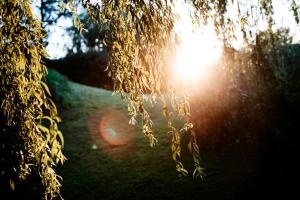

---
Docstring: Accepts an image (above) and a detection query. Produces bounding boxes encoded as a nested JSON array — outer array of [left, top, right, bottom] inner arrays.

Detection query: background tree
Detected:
[[38, 0, 72, 47], [40, 0, 70, 27], [66, 11, 107, 54]]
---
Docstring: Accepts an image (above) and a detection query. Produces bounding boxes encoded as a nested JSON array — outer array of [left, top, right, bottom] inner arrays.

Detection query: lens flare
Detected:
[[99, 109, 135, 146], [87, 108, 136, 159]]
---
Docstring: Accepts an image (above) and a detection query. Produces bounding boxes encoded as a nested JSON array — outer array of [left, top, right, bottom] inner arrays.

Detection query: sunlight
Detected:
[[174, 27, 222, 82], [173, 3, 222, 84]]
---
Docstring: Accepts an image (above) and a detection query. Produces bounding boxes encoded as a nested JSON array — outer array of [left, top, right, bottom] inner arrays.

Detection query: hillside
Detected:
[[50, 78, 269, 200]]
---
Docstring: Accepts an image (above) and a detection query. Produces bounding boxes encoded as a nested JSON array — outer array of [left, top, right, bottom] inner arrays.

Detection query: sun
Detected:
[[173, 3, 222, 84], [174, 29, 221, 81]]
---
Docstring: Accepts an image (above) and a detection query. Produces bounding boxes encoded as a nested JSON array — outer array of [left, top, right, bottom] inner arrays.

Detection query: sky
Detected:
[[31, 0, 300, 60], [31, 0, 74, 59]]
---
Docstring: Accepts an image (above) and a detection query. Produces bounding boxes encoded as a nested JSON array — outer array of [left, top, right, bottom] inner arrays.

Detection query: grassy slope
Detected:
[[57, 81, 256, 200]]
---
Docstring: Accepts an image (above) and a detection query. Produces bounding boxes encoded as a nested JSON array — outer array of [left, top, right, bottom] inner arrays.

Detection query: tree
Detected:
[[40, 0, 71, 28], [80, 0, 300, 177], [0, 0, 65, 199], [67, 12, 107, 54], [38, 0, 72, 47], [1, 0, 299, 199]]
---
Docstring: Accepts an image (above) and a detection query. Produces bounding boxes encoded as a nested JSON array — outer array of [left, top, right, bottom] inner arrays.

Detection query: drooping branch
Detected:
[[0, 0, 65, 199]]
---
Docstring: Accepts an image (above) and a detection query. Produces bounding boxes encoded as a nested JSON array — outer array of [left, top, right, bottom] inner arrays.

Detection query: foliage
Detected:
[[0, 0, 65, 199], [78, 0, 205, 178], [40, 0, 71, 27], [66, 12, 107, 54], [189, 0, 299, 44], [1, 0, 300, 199], [192, 29, 300, 153], [77, 0, 300, 177]]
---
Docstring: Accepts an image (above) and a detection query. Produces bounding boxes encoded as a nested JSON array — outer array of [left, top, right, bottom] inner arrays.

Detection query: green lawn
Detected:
[[56, 81, 255, 200]]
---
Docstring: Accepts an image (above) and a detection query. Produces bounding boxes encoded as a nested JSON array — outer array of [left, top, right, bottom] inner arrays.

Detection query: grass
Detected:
[[5, 70, 288, 200], [55, 80, 257, 200]]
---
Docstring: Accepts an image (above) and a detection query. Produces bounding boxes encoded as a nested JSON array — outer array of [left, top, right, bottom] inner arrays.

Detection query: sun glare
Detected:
[[173, 3, 222, 84]]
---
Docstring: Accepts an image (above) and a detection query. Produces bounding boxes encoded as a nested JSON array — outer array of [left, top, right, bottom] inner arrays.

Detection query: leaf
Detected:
[[240, 17, 248, 25], [188, 140, 192, 152], [73, 16, 78, 28], [41, 81, 51, 97], [42, 116, 54, 125], [9, 179, 15, 191], [38, 124, 49, 134], [162, 105, 169, 118], [193, 167, 206, 179], [57, 130, 64, 148]]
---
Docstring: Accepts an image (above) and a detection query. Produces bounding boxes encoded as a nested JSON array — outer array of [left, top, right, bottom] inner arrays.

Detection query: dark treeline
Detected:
[[45, 50, 112, 90], [189, 37, 300, 199]]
